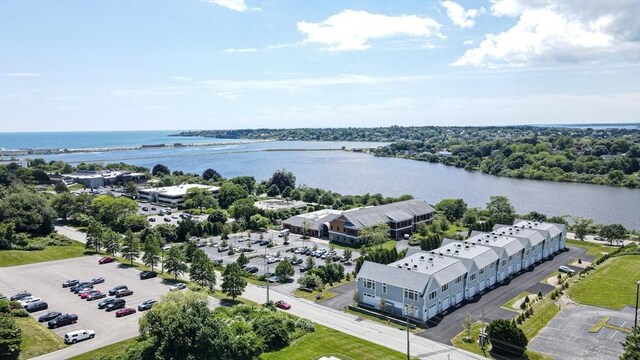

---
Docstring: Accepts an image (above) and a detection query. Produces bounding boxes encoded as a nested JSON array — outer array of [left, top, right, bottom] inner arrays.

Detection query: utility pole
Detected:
[[635, 280, 639, 333], [406, 304, 415, 360], [264, 247, 270, 304], [481, 308, 485, 348]]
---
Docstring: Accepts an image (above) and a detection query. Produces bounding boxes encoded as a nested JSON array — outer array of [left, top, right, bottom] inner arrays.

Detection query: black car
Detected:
[[259, 240, 270, 246], [70, 282, 92, 293], [38, 311, 61, 322], [98, 297, 116, 309], [105, 298, 126, 312], [73, 285, 93, 294], [48, 314, 78, 329], [244, 266, 259, 274], [109, 285, 128, 295], [87, 292, 107, 301], [140, 271, 157, 280], [25, 301, 48, 313], [10, 291, 31, 301], [137, 299, 157, 311], [62, 279, 79, 288], [90, 277, 105, 284], [292, 258, 304, 265]]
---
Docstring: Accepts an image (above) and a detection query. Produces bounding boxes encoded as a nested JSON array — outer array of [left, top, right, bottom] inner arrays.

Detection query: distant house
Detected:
[[328, 199, 435, 245], [436, 150, 452, 157], [138, 184, 219, 206], [283, 209, 342, 238]]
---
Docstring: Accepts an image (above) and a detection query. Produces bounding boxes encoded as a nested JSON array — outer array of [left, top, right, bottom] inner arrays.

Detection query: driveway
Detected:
[[418, 245, 587, 344], [529, 304, 634, 360], [318, 281, 356, 310]]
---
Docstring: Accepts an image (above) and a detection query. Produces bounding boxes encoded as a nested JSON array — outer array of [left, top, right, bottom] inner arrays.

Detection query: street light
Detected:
[[634, 280, 640, 334]]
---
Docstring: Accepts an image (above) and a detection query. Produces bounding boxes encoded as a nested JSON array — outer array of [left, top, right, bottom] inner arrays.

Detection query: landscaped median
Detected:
[[16, 316, 67, 360], [0, 239, 89, 267]]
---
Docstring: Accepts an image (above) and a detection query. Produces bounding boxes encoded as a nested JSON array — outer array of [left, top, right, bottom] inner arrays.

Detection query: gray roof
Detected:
[[342, 199, 435, 229], [467, 231, 524, 257], [390, 251, 467, 287], [283, 209, 342, 229], [493, 224, 545, 247], [513, 219, 565, 240], [437, 240, 499, 271], [358, 261, 432, 293]]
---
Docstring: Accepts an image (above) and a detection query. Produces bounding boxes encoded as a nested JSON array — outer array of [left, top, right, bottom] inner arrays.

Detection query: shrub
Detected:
[[537, 290, 543, 299], [487, 319, 528, 356], [295, 319, 315, 333], [578, 258, 582, 264], [345, 273, 351, 281], [524, 295, 530, 303], [11, 308, 29, 317]]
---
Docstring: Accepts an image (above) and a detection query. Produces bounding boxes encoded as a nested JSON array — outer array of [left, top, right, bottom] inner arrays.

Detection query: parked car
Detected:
[[64, 330, 95, 344], [48, 314, 78, 329], [86, 291, 107, 301], [259, 240, 270, 246], [80, 290, 99, 299], [71, 282, 92, 293], [162, 245, 172, 251], [62, 279, 79, 288], [217, 246, 229, 252], [299, 266, 309, 273], [137, 299, 157, 311], [214, 258, 223, 265], [158, 210, 165, 216], [25, 301, 48, 312], [90, 277, 105, 284], [98, 297, 116, 309], [105, 298, 126, 312], [251, 238, 261, 244], [10, 291, 31, 301], [244, 266, 259, 274], [274, 300, 291, 310], [291, 258, 303, 265], [74, 286, 93, 294], [240, 247, 255, 253], [115, 289, 134, 298], [140, 271, 157, 280], [38, 311, 61, 322], [19, 297, 42, 307], [98, 257, 116, 264], [109, 285, 128, 296], [559, 266, 575, 274], [278, 229, 290, 237], [115, 307, 136, 317], [169, 283, 187, 292], [142, 206, 149, 211], [164, 217, 171, 222], [149, 218, 156, 222]]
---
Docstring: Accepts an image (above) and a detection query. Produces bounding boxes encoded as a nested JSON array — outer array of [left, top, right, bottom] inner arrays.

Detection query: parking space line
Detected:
[[50, 268, 72, 279]]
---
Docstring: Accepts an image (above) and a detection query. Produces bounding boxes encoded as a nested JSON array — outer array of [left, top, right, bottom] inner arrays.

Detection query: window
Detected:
[[428, 290, 437, 300], [455, 276, 462, 284], [441, 283, 449, 292], [479, 268, 484, 275], [469, 273, 476, 281], [382, 283, 387, 294], [508, 255, 513, 261], [501, 260, 506, 266], [404, 289, 418, 301], [364, 279, 375, 290]]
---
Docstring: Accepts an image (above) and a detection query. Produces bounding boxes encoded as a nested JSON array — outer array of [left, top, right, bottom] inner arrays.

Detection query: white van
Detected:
[[64, 330, 95, 344], [278, 229, 290, 237]]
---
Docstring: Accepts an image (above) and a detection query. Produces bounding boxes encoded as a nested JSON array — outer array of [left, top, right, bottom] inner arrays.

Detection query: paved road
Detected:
[[418, 246, 587, 344]]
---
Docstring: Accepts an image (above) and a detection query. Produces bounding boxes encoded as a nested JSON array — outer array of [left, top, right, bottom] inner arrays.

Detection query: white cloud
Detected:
[[4, 72, 40, 77], [224, 48, 259, 53], [296, 10, 442, 51], [463, 39, 474, 46], [171, 76, 192, 81], [441, 1, 484, 28], [217, 92, 240, 100], [203, 0, 259, 12], [454, 0, 640, 67]]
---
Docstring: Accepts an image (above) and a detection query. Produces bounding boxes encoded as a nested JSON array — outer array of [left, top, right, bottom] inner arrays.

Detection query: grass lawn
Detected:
[[261, 323, 405, 360], [570, 255, 640, 309], [67, 183, 85, 191], [501, 291, 532, 311], [566, 239, 617, 257], [293, 279, 352, 302], [343, 307, 425, 333], [519, 297, 560, 340], [68, 338, 137, 360], [0, 241, 90, 267], [16, 316, 67, 359], [451, 322, 551, 360]]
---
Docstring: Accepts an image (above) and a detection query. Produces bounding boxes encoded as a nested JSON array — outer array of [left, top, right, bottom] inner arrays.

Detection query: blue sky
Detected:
[[1, 0, 639, 132]]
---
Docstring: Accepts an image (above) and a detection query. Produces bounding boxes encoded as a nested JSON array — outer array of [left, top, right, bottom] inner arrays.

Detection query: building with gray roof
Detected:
[[513, 219, 567, 257], [436, 240, 499, 298], [465, 232, 525, 282], [282, 209, 342, 238]]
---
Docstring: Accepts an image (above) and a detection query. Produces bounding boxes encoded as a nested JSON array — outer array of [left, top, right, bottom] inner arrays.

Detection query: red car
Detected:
[[99, 257, 115, 264], [274, 300, 291, 310], [80, 290, 100, 299], [115, 307, 136, 317]]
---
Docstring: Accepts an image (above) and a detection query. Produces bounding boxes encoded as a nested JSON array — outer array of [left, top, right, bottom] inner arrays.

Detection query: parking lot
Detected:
[[0, 255, 175, 356]]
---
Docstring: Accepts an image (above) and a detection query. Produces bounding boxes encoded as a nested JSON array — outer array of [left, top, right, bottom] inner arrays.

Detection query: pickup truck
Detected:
[[48, 314, 78, 329]]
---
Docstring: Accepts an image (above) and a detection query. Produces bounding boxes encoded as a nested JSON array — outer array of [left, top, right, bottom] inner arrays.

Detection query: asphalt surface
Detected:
[[0, 255, 200, 360], [319, 281, 357, 310], [417, 245, 588, 343], [530, 304, 635, 360]]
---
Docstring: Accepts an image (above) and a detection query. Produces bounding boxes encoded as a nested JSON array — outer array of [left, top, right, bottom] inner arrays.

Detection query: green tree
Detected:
[[298, 273, 324, 291], [236, 252, 249, 268], [267, 169, 296, 193], [102, 228, 121, 256], [230, 176, 256, 193], [486, 319, 528, 356], [343, 249, 352, 262], [142, 234, 161, 271], [184, 187, 218, 211], [435, 199, 467, 221], [222, 262, 247, 301], [305, 256, 315, 270], [121, 230, 141, 265], [620, 332, 640, 360], [151, 164, 170, 176], [189, 249, 216, 291], [218, 182, 249, 209], [52, 192, 76, 221], [274, 260, 294, 282], [266, 184, 280, 197], [487, 196, 516, 225], [249, 214, 270, 230], [572, 218, 593, 241], [599, 224, 627, 245], [208, 210, 227, 224], [165, 246, 188, 280], [0, 314, 21, 360], [229, 198, 258, 223], [183, 240, 199, 262], [202, 168, 222, 181], [85, 220, 104, 253], [124, 181, 138, 196], [0, 187, 56, 236]]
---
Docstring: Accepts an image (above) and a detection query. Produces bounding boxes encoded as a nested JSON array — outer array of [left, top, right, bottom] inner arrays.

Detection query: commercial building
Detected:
[[255, 199, 307, 211], [63, 170, 146, 188], [283, 209, 342, 238], [356, 220, 566, 323], [138, 184, 219, 206], [328, 199, 435, 244]]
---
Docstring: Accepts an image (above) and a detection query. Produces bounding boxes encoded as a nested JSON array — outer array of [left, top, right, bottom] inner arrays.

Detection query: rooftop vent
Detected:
[[404, 263, 409, 267], [486, 234, 490, 238], [428, 258, 433, 262], [485, 240, 490, 243], [439, 252, 444, 257], [446, 248, 451, 252], [454, 250, 459, 255], [413, 264, 418, 269], [465, 245, 470, 249], [397, 264, 402, 268]]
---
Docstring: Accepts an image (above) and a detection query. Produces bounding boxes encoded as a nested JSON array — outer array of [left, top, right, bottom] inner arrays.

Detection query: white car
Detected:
[[558, 266, 575, 274], [162, 245, 172, 251], [169, 283, 187, 292], [19, 297, 42, 306], [64, 329, 95, 344]]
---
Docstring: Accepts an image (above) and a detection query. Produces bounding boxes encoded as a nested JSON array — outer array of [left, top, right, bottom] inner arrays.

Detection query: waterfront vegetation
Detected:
[[570, 255, 640, 309], [176, 126, 640, 188]]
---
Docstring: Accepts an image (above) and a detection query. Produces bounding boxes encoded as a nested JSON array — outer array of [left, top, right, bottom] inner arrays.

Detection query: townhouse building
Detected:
[[329, 199, 435, 245], [513, 219, 566, 257], [493, 224, 547, 268], [437, 240, 500, 298], [467, 231, 525, 281]]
